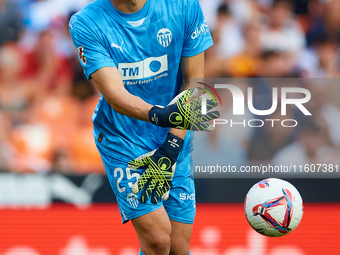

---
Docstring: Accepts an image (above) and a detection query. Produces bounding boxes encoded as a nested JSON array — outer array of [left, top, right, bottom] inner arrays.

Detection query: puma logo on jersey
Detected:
[[69, 21, 74, 30], [111, 42, 124, 53]]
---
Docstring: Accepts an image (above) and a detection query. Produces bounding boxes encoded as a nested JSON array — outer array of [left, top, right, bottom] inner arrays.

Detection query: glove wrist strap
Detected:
[[149, 105, 177, 128], [149, 106, 163, 126], [159, 133, 184, 161]]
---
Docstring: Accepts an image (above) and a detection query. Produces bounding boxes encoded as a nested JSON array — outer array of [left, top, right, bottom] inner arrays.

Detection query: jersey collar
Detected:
[[104, 0, 155, 28]]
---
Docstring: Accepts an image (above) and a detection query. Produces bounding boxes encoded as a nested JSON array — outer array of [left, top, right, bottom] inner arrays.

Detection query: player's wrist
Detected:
[[148, 104, 182, 129], [129, 132, 183, 204], [157, 133, 184, 162], [148, 105, 168, 127], [169, 128, 187, 140], [148, 88, 220, 131]]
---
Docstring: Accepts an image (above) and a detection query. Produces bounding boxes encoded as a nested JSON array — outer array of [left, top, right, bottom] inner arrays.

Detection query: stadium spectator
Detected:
[[226, 22, 262, 77], [214, 3, 245, 60], [0, 113, 15, 172], [205, 2, 246, 77], [24, 0, 90, 31], [303, 82, 340, 147], [323, 0, 340, 43], [271, 117, 333, 166], [259, 0, 305, 53], [68, 95, 105, 173], [304, 0, 326, 47], [200, 0, 223, 32], [22, 30, 73, 98], [298, 36, 340, 78], [0, 0, 23, 46], [258, 50, 296, 77], [248, 105, 294, 162], [0, 44, 30, 125]]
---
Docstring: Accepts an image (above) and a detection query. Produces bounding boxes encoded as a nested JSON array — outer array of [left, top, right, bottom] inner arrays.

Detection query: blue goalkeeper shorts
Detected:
[[96, 143, 196, 224]]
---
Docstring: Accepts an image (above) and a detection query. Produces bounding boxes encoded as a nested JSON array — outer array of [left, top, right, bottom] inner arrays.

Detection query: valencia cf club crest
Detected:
[[77, 46, 86, 65], [157, 28, 172, 47], [127, 193, 139, 208]]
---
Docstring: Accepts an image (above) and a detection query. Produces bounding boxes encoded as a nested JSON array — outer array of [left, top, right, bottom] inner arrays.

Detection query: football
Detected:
[[244, 178, 303, 237]]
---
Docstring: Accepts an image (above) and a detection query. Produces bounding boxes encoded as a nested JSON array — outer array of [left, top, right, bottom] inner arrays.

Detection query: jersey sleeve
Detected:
[[69, 15, 116, 79], [182, 0, 214, 57]]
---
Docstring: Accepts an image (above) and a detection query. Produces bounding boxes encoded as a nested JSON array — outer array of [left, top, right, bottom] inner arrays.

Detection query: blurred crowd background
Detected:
[[0, 0, 340, 174]]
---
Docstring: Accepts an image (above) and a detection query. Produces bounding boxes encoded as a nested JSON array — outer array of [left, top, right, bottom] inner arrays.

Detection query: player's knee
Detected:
[[146, 233, 171, 254], [169, 240, 190, 255]]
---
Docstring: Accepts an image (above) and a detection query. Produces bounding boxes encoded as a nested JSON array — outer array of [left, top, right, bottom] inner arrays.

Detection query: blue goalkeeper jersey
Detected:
[[69, 0, 213, 162]]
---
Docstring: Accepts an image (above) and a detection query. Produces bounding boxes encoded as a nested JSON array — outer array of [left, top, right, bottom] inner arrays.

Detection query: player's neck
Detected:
[[110, 0, 147, 14]]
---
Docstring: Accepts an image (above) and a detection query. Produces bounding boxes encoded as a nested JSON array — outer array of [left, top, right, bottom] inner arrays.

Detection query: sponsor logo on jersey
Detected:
[[191, 20, 209, 40], [118, 55, 168, 81], [77, 46, 86, 65], [180, 193, 196, 200], [157, 28, 172, 47]]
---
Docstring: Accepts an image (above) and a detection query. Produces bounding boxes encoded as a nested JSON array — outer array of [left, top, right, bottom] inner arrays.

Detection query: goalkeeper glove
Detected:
[[148, 88, 220, 131], [128, 133, 183, 204]]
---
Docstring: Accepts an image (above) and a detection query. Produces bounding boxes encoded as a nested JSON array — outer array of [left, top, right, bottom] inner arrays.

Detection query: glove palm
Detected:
[[128, 133, 182, 204]]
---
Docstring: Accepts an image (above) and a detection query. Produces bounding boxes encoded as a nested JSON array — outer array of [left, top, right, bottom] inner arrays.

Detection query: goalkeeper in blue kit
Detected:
[[69, 0, 219, 254]]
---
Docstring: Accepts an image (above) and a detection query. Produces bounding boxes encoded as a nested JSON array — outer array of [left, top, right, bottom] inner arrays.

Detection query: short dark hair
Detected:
[[217, 3, 230, 16], [272, 0, 294, 10], [299, 118, 321, 135], [261, 50, 281, 60]]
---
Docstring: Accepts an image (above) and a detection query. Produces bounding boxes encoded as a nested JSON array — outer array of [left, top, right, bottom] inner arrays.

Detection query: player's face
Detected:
[[111, 0, 146, 9], [114, 0, 138, 4]]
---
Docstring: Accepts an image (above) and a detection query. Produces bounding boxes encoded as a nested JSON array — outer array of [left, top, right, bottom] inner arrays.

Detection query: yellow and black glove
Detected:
[[128, 133, 183, 204], [148, 88, 220, 131]]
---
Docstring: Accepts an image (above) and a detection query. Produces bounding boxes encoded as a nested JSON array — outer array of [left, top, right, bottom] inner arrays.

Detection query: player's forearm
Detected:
[[104, 88, 152, 121], [170, 53, 205, 139], [91, 67, 152, 121], [169, 128, 187, 140]]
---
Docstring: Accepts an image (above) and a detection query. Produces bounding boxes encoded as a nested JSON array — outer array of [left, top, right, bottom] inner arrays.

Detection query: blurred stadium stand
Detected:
[[1, 0, 340, 174]]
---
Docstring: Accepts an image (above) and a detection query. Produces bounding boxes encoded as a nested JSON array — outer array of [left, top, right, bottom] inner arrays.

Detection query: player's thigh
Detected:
[[132, 206, 171, 253], [164, 152, 195, 254], [169, 220, 193, 255], [164, 152, 196, 224], [97, 144, 163, 223]]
